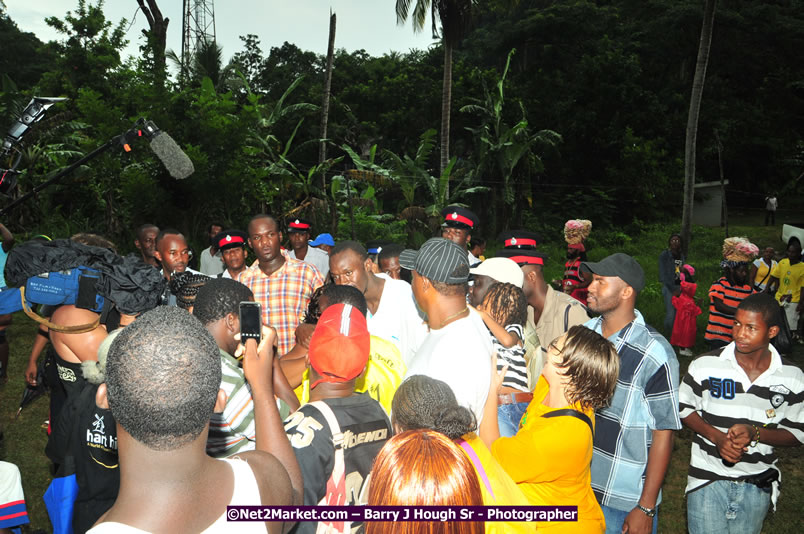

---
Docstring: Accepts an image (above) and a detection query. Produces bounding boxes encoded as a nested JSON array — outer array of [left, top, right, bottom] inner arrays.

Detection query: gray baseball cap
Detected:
[[399, 238, 470, 284], [580, 253, 645, 293]]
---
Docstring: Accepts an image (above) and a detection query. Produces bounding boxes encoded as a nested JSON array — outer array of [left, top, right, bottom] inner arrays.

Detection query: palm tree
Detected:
[[395, 0, 473, 196], [166, 39, 237, 90]]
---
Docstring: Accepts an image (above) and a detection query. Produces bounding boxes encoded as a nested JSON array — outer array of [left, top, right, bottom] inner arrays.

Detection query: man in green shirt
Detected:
[[193, 277, 298, 457]]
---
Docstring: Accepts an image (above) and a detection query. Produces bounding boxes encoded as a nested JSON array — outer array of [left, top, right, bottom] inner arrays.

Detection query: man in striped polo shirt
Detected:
[[680, 293, 804, 534], [705, 238, 758, 350], [193, 278, 297, 457]]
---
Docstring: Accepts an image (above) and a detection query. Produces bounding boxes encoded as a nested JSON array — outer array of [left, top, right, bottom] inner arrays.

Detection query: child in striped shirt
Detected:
[[474, 282, 530, 437]]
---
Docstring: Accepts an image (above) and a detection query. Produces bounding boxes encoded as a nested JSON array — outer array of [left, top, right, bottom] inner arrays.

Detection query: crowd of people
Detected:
[[0, 206, 802, 534]]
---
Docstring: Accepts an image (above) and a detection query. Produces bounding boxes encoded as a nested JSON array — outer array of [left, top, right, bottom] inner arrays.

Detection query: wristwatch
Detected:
[[637, 504, 657, 517]]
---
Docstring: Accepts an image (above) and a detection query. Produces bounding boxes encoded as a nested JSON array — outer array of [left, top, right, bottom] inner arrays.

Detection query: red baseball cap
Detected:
[[308, 303, 370, 389]]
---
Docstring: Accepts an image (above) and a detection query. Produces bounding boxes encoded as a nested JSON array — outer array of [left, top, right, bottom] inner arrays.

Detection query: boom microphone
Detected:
[[149, 132, 195, 179], [137, 120, 195, 180]]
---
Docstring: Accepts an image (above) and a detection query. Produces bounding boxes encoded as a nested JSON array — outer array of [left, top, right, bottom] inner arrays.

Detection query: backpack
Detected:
[[0, 239, 165, 331]]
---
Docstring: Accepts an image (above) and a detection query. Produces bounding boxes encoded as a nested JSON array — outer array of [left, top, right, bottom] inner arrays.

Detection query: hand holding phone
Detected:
[[239, 301, 262, 345], [242, 324, 278, 397]]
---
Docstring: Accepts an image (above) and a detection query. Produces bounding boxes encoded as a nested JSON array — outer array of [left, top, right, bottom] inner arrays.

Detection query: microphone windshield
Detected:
[[149, 132, 194, 179]]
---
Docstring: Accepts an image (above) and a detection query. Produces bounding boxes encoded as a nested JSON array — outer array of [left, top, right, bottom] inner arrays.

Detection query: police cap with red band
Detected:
[[498, 230, 542, 249], [287, 217, 312, 233], [440, 205, 479, 231], [495, 248, 548, 267], [213, 229, 248, 251]]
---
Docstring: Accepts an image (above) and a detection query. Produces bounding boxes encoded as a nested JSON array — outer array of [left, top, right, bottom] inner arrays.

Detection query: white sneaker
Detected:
[[679, 348, 694, 357]]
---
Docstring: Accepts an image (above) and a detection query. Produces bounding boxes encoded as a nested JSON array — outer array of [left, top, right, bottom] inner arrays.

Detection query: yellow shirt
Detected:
[[458, 434, 537, 533], [492, 376, 604, 533], [753, 258, 776, 289], [771, 258, 804, 303], [295, 335, 405, 415]]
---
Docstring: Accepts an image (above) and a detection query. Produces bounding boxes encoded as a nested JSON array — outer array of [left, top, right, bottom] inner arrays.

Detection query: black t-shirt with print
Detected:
[[284, 393, 391, 534]]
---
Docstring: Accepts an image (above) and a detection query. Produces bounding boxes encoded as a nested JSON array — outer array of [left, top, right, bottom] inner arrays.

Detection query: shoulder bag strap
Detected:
[[20, 287, 100, 334], [541, 408, 593, 436], [564, 304, 571, 331], [457, 440, 495, 499], [755, 262, 772, 290], [307, 401, 349, 533]]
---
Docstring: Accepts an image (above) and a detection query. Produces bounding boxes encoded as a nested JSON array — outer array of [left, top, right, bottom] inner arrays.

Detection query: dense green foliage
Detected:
[[0, 0, 802, 253]]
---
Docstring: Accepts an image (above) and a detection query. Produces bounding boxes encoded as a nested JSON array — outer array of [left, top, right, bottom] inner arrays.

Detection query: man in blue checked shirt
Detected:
[[581, 253, 681, 534]]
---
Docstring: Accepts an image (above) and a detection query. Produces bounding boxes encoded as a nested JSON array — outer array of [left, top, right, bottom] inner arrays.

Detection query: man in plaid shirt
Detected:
[[581, 254, 681, 534], [238, 215, 324, 355]]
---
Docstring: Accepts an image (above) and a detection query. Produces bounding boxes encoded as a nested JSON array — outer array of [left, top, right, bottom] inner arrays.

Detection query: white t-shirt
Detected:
[[200, 248, 224, 275], [404, 308, 493, 424], [289, 245, 330, 279], [368, 274, 427, 366]]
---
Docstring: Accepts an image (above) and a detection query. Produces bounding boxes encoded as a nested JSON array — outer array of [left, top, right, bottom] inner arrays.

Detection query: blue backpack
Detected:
[[0, 267, 106, 333]]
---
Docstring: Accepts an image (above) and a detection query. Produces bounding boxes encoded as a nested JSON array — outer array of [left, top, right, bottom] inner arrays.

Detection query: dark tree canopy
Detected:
[[0, 0, 801, 253]]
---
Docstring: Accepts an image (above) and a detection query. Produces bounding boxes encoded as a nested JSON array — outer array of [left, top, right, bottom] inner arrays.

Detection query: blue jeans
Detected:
[[686, 480, 770, 534], [601, 504, 657, 534], [662, 285, 676, 335], [497, 402, 529, 437]]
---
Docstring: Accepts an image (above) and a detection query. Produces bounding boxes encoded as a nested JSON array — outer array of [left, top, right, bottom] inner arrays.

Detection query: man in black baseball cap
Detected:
[[212, 229, 249, 280], [581, 252, 648, 340], [287, 217, 329, 278], [580, 252, 680, 533], [400, 238, 493, 423], [581, 253, 646, 334], [440, 205, 481, 266]]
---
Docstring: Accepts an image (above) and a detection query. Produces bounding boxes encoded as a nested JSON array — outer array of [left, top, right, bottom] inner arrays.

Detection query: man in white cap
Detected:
[[469, 257, 525, 307]]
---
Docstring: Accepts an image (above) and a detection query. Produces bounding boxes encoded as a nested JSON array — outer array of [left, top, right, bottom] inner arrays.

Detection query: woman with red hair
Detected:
[[366, 430, 484, 534], [390, 375, 534, 533]]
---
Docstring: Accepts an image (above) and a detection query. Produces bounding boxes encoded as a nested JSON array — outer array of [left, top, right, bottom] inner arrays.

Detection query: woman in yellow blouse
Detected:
[[481, 325, 620, 533]]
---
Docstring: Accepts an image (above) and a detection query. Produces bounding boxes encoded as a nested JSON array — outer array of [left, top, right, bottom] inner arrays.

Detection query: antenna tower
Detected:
[[181, 0, 217, 70]]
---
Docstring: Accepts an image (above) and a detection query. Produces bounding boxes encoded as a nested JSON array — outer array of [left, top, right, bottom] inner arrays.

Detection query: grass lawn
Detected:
[[1, 214, 803, 532]]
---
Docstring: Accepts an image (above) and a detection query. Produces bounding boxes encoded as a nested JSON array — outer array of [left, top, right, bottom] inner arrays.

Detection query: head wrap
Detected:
[[720, 237, 759, 269], [564, 219, 592, 245]]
